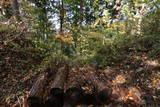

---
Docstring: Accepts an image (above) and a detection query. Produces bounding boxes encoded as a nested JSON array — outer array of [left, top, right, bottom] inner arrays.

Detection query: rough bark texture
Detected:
[[45, 65, 69, 107], [29, 73, 48, 97], [51, 66, 69, 89], [24, 65, 113, 106], [60, 0, 64, 32], [24, 73, 48, 107]]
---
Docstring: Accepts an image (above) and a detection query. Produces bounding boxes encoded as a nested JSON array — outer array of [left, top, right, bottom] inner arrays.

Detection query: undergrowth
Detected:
[[0, 9, 160, 72]]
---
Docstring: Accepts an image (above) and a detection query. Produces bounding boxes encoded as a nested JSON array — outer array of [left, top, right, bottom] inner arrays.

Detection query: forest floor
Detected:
[[67, 52, 160, 106], [0, 52, 160, 106]]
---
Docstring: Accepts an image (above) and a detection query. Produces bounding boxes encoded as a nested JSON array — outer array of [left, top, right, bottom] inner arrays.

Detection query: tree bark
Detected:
[[29, 73, 48, 97], [45, 66, 69, 107], [79, 0, 84, 25], [24, 73, 49, 107], [59, 0, 65, 32], [51, 66, 69, 89], [10, 0, 21, 21], [64, 87, 83, 107], [87, 75, 112, 105]]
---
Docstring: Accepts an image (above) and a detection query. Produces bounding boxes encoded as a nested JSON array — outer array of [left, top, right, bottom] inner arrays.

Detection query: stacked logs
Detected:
[[23, 65, 113, 107]]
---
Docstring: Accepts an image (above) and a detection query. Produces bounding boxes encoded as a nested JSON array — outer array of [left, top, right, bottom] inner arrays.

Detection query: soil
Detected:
[[0, 52, 160, 106]]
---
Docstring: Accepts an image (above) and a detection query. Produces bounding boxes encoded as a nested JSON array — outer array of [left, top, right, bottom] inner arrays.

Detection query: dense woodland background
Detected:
[[0, 0, 160, 106]]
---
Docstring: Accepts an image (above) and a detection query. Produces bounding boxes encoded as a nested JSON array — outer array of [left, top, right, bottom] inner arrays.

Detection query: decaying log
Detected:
[[63, 70, 113, 106], [63, 80, 98, 106], [87, 75, 112, 105], [63, 74, 85, 107], [80, 92, 97, 106], [51, 66, 69, 89], [29, 73, 48, 97], [26, 96, 44, 107], [24, 64, 113, 107], [26, 67, 56, 107], [63, 87, 83, 107], [24, 73, 49, 107], [45, 88, 64, 107], [45, 65, 69, 107]]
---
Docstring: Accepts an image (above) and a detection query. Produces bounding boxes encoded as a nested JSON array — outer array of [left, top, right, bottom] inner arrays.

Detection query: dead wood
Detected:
[[26, 96, 44, 107], [45, 65, 69, 107], [25, 69, 54, 107], [24, 64, 113, 106], [64, 87, 83, 106], [29, 73, 48, 97], [24, 73, 48, 107], [87, 75, 112, 105], [64, 80, 97, 106], [51, 66, 69, 89]]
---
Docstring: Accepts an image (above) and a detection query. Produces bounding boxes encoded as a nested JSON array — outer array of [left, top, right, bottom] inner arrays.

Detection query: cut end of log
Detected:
[[97, 88, 113, 104], [27, 96, 43, 107], [64, 87, 83, 105], [50, 88, 64, 97], [81, 93, 97, 105], [45, 88, 64, 107]]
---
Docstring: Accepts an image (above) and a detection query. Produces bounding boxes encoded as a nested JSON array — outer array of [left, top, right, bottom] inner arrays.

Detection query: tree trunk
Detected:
[[59, 0, 65, 32], [79, 0, 84, 25], [10, 0, 20, 21]]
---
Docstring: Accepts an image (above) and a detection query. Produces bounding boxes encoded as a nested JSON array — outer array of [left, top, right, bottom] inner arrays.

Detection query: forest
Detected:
[[0, 0, 160, 107]]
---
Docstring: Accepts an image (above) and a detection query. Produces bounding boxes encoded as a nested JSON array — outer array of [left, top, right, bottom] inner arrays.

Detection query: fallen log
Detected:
[[45, 65, 69, 107], [63, 79, 98, 107], [87, 75, 113, 105], [63, 87, 83, 107], [51, 66, 69, 89], [45, 88, 64, 107], [80, 92, 97, 106], [24, 67, 58, 107], [24, 65, 113, 107], [23, 72, 49, 107], [26, 96, 44, 107], [29, 73, 48, 97], [64, 86, 98, 107]]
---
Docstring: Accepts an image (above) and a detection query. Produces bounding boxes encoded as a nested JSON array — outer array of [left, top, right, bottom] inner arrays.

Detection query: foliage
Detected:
[[0, 0, 159, 69], [0, 0, 160, 104], [142, 8, 160, 35], [0, 24, 42, 73]]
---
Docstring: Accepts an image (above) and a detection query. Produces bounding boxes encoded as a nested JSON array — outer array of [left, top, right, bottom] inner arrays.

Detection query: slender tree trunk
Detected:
[[80, 0, 84, 25], [10, 0, 20, 21], [60, 0, 64, 32]]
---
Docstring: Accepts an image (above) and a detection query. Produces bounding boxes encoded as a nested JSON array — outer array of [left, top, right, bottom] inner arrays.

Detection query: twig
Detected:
[[16, 95, 22, 107]]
